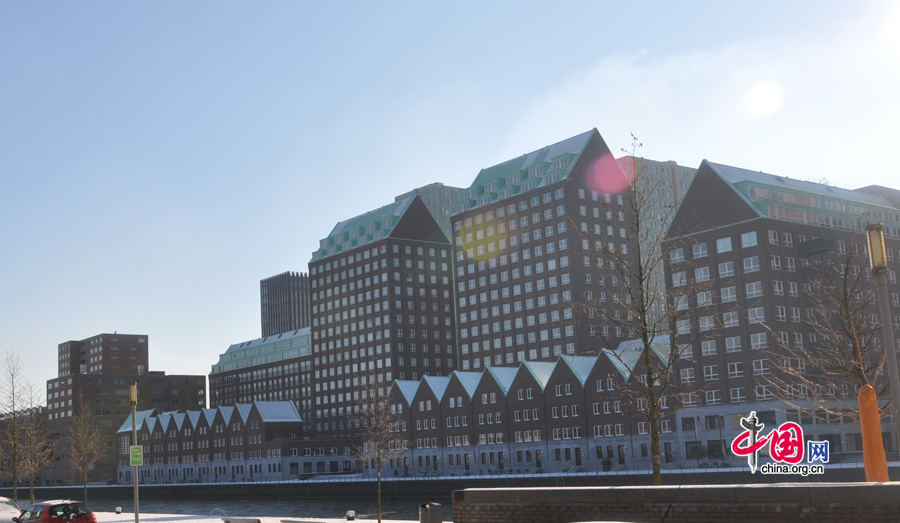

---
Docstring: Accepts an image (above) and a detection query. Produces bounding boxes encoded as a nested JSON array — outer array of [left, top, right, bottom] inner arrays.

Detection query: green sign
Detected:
[[130, 445, 143, 467]]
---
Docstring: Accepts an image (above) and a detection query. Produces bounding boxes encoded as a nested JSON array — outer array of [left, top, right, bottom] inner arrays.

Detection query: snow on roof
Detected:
[[254, 401, 302, 423], [487, 366, 518, 395], [452, 371, 483, 399], [422, 375, 451, 402]]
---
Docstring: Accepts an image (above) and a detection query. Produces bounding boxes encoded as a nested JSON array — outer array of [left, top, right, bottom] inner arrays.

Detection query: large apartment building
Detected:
[[307, 195, 457, 438], [208, 327, 313, 430], [45, 333, 206, 485], [451, 129, 637, 369], [666, 160, 900, 458]]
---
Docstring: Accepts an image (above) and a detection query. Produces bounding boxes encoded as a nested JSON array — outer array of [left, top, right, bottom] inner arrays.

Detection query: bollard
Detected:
[[345, 509, 356, 521], [419, 502, 442, 523], [115, 507, 122, 514]]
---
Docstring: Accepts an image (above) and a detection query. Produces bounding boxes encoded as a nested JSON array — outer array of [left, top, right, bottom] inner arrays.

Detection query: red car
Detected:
[[13, 500, 96, 523]]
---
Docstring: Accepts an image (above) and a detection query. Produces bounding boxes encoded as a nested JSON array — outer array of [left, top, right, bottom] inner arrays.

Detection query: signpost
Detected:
[[130, 446, 143, 467], [130, 382, 140, 523]]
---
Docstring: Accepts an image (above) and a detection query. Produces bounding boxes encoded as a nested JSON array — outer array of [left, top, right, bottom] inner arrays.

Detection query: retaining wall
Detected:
[[451, 482, 900, 523]]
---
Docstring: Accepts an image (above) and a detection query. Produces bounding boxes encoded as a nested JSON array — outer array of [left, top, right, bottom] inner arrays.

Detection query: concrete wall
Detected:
[[452, 483, 900, 523]]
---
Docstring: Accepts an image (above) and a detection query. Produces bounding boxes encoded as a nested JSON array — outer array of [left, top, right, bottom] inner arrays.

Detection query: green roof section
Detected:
[[707, 161, 900, 231], [211, 328, 311, 375], [458, 129, 597, 212], [311, 196, 416, 262]]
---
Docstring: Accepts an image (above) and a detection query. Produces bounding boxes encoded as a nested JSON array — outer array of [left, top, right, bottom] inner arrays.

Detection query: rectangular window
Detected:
[[718, 261, 734, 278], [748, 307, 765, 324], [725, 336, 741, 352], [745, 281, 762, 298], [744, 256, 760, 273], [716, 237, 732, 253], [721, 286, 736, 303], [750, 333, 767, 350], [740, 231, 757, 248], [695, 267, 710, 282], [693, 243, 708, 258]]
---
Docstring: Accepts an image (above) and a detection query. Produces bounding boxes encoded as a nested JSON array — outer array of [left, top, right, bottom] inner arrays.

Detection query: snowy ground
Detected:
[[95, 513, 423, 523]]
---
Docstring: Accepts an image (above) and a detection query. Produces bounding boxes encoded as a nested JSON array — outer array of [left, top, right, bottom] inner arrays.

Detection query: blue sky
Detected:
[[2, 2, 898, 393]]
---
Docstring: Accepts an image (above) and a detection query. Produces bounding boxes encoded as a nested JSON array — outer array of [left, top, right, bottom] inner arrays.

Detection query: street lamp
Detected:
[[866, 223, 900, 456]]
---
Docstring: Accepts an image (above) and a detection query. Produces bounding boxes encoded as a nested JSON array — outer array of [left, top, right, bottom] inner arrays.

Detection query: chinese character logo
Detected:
[[731, 411, 828, 475], [731, 411, 804, 472]]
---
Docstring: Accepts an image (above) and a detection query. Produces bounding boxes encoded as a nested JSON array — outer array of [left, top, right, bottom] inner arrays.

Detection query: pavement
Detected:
[[96, 512, 425, 523]]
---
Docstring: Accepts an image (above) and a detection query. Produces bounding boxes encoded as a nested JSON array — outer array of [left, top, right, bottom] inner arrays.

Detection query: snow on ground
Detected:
[[95, 513, 422, 523]]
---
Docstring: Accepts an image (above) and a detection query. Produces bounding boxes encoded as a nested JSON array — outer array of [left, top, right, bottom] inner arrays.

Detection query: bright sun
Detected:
[[744, 82, 785, 117]]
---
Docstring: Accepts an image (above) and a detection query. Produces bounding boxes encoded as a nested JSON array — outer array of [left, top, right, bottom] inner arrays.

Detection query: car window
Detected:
[[18, 506, 41, 521], [0, 499, 18, 510], [68, 504, 89, 516]]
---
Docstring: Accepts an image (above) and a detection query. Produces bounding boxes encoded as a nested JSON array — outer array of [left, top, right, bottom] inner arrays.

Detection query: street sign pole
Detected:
[[130, 383, 140, 523]]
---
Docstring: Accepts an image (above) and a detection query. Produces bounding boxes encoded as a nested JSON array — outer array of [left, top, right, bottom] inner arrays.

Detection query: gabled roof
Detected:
[[603, 336, 671, 382], [486, 366, 518, 395], [559, 355, 598, 386], [459, 129, 599, 212], [217, 405, 235, 425], [117, 409, 158, 434], [311, 196, 416, 262], [451, 371, 483, 399], [520, 361, 557, 390], [235, 403, 253, 423], [391, 380, 420, 405], [201, 408, 217, 426], [186, 411, 202, 428], [421, 375, 451, 402], [171, 412, 186, 431], [254, 401, 302, 423]]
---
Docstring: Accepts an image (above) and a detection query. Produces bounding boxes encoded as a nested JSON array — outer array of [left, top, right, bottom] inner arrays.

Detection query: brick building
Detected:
[[307, 195, 457, 439], [451, 129, 637, 370], [666, 160, 900, 459], [45, 333, 206, 485]]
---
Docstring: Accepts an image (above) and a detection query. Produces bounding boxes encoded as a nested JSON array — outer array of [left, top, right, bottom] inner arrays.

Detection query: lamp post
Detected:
[[130, 382, 140, 523], [866, 223, 900, 455]]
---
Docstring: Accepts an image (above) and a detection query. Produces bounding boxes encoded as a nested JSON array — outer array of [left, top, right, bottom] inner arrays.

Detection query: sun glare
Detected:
[[743, 82, 785, 117]]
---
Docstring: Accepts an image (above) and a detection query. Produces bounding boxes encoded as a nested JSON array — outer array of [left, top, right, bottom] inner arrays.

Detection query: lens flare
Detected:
[[586, 153, 632, 196], [744, 82, 785, 117]]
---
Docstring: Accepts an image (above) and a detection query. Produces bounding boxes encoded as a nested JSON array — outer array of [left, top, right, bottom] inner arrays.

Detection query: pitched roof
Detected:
[[603, 336, 671, 382], [452, 371, 483, 399], [708, 162, 890, 207], [391, 380, 420, 405], [486, 366, 518, 395], [559, 355, 598, 386], [254, 401, 302, 423], [172, 412, 186, 431], [520, 361, 557, 390], [459, 129, 597, 212], [117, 409, 158, 434], [311, 196, 416, 262], [421, 375, 451, 402], [235, 403, 253, 423]]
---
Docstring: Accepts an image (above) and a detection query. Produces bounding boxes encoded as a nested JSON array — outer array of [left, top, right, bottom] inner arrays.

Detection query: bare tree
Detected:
[[572, 135, 711, 484], [69, 392, 102, 503], [20, 383, 54, 504], [351, 361, 406, 523], [0, 351, 23, 503], [763, 233, 887, 422]]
